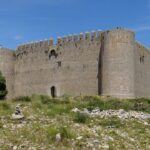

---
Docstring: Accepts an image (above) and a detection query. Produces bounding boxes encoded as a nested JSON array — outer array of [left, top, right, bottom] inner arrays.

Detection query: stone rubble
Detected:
[[72, 107, 150, 120], [12, 104, 24, 120], [0, 104, 149, 149], [56, 133, 61, 143]]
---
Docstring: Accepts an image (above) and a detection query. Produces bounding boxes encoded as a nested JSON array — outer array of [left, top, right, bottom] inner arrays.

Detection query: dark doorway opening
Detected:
[[49, 50, 58, 59], [51, 86, 56, 98]]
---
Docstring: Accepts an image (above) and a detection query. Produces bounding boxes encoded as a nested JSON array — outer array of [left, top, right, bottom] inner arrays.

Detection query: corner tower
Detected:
[[0, 48, 15, 99], [100, 29, 135, 98]]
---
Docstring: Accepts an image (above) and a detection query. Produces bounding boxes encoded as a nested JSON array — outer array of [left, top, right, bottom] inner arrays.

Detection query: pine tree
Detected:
[[0, 71, 8, 99]]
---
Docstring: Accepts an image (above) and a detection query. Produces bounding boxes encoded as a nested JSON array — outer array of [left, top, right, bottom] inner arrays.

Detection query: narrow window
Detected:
[[140, 56, 144, 64], [49, 50, 57, 59], [51, 86, 56, 98], [57, 61, 61, 67]]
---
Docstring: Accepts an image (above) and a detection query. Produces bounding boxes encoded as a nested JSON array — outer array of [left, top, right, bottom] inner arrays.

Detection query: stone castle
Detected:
[[0, 28, 150, 99]]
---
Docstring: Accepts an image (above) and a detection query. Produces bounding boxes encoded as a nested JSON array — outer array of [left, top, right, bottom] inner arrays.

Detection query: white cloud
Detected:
[[14, 35, 24, 40]]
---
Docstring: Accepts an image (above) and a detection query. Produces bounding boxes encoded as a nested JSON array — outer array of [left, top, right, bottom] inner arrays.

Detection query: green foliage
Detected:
[[47, 126, 58, 141], [73, 112, 89, 123], [61, 94, 71, 103], [12, 96, 31, 102], [59, 126, 74, 139], [0, 71, 7, 99], [47, 126, 74, 142], [75, 96, 150, 113], [0, 102, 10, 110], [46, 104, 72, 116], [0, 95, 150, 149], [0, 101, 12, 115], [39, 95, 51, 104], [0, 122, 3, 128], [98, 117, 123, 128]]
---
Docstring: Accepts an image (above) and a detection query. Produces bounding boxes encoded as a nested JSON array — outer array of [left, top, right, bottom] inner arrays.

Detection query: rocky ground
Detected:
[[0, 95, 150, 150]]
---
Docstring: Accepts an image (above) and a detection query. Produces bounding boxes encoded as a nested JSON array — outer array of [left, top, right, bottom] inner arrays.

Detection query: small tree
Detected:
[[0, 71, 7, 99]]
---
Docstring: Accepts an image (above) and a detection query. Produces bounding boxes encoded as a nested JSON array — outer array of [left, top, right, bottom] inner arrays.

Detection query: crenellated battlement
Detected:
[[135, 41, 150, 51], [2, 28, 150, 99], [0, 47, 14, 53], [16, 30, 103, 56]]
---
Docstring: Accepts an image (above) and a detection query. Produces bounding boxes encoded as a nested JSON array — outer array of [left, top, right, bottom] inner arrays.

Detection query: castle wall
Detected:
[[0, 48, 15, 99], [14, 32, 102, 97], [100, 29, 135, 98], [134, 42, 150, 98], [2, 28, 150, 99]]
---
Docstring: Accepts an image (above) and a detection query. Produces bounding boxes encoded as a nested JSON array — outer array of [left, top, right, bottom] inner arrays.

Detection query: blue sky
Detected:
[[0, 0, 150, 49]]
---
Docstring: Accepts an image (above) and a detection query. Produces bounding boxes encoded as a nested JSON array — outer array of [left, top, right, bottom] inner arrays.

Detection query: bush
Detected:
[[47, 126, 74, 142], [39, 95, 51, 104], [0, 71, 7, 99], [47, 126, 58, 141], [61, 94, 71, 103], [0, 122, 3, 128], [12, 96, 31, 102], [46, 104, 72, 116], [99, 117, 123, 128], [73, 112, 89, 123], [59, 126, 74, 139], [0, 101, 12, 115], [0, 102, 10, 110]]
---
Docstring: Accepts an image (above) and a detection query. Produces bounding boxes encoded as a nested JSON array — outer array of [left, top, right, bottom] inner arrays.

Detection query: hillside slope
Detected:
[[0, 95, 150, 150]]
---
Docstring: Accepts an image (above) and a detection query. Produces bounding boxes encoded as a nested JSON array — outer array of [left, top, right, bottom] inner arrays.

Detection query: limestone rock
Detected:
[[12, 105, 24, 120], [56, 133, 61, 142]]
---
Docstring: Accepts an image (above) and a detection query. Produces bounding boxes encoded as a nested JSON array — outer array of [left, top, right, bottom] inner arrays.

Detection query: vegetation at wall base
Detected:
[[0, 71, 7, 100], [0, 95, 149, 149]]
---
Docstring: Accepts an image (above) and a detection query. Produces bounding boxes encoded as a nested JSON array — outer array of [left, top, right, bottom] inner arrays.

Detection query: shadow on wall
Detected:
[[98, 34, 104, 95]]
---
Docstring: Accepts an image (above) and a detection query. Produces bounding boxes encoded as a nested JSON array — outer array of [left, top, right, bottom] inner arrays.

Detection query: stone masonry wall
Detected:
[[134, 42, 150, 98], [100, 29, 135, 98], [1, 28, 150, 99], [14, 31, 102, 97]]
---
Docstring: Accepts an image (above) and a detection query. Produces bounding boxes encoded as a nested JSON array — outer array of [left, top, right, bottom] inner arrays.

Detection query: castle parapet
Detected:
[[16, 30, 103, 57]]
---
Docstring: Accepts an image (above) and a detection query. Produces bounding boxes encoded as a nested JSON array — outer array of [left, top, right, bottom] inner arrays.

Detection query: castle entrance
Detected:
[[51, 86, 56, 98]]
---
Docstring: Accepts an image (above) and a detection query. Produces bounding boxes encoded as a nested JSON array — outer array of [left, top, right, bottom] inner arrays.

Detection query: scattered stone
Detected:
[[56, 133, 61, 142], [13, 146, 17, 150], [74, 123, 80, 128], [71, 107, 80, 113], [101, 144, 109, 149], [83, 108, 89, 114], [28, 147, 36, 150], [12, 105, 24, 120], [72, 108, 150, 121], [76, 136, 83, 140]]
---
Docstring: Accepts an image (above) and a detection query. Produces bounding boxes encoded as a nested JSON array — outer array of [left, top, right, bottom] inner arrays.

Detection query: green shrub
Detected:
[[133, 102, 147, 111], [0, 71, 7, 100], [12, 96, 31, 102], [0, 101, 12, 115], [46, 104, 72, 116], [0, 121, 3, 128], [76, 96, 104, 110], [32, 100, 42, 109], [99, 117, 123, 128], [47, 126, 74, 142], [62, 94, 71, 103], [39, 95, 51, 104], [47, 126, 58, 141], [0, 102, 10, 110], [73, 112, 89, 123], [59, 126, 73, 139], [103, 99, 122, 110]]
